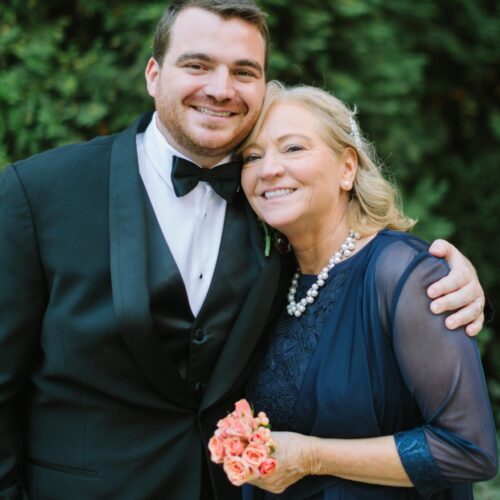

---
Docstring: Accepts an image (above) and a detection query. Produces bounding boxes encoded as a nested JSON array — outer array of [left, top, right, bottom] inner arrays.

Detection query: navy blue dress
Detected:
[[244, 231, 497, 499]]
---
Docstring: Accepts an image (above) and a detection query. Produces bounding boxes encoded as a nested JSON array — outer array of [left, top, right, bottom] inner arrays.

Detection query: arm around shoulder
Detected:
[[427, 238, 490, 335]]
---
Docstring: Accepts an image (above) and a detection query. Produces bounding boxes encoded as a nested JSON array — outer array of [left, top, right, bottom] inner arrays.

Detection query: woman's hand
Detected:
[[248, 431, 316, 494], [427, 239, 485, 336], [248, 432, 412, 493]]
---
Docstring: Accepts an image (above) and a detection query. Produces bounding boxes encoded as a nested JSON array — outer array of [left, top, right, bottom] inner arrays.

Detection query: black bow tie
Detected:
[[171, 156, 241, 203]]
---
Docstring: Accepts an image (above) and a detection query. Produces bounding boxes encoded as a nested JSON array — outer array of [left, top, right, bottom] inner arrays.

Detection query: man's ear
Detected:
[[145, 57, 160, 97]]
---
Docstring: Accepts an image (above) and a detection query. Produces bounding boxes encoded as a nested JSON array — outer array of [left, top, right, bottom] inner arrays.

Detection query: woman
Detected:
[[239, 82, 497, 499]]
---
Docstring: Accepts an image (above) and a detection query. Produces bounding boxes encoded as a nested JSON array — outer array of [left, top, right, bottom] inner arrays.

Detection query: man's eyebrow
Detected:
[[176, 53, 263, 75], [176, 52, 213, 64], [234, 59, 263, 75]]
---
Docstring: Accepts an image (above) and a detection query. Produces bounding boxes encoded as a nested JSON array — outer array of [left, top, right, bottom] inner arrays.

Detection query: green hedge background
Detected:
[[1, 0, 499, 495]]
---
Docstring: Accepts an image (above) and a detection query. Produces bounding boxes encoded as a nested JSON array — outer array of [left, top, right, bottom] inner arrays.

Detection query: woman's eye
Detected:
[[243, 153, 261, 163], [284, 144, 304, 153]]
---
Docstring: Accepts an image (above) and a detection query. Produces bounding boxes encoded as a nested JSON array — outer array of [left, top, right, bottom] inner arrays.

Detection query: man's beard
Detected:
[[155, 96, 252, 159]]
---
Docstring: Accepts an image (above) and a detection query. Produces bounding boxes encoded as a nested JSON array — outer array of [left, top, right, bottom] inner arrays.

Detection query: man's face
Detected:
[[145, 7, 266, 167]]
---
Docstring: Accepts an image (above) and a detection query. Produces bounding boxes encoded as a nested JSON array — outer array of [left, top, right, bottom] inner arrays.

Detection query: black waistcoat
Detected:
[[145, 190, 260, 401]]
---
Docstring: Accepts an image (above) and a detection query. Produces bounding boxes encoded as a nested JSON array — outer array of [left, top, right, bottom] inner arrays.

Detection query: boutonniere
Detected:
[[259, 220, 291, 257]]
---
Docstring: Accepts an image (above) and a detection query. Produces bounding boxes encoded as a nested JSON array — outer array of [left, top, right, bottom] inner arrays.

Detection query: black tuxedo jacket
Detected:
[[0, 114, 289, 499]]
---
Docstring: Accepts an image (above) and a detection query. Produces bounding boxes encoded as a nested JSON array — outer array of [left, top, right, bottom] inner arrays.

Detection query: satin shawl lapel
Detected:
[[201, 203, 282, 411], [109, 113, 196, 409]]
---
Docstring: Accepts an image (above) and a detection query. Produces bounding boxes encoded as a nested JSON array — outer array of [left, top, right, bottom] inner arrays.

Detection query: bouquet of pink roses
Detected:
[[209, 399, 277, 486]]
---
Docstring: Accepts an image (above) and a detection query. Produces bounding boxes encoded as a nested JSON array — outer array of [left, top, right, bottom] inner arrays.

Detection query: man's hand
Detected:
[[427, 239, 485, 336]]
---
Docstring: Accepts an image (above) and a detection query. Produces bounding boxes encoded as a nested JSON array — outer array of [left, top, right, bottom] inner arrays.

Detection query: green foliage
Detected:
[[0, 0, 163, 166], [1, 0, 499, 491]]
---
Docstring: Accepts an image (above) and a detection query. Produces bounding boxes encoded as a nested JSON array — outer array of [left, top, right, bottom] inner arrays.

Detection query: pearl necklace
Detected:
[[287, 230, 360, 317]]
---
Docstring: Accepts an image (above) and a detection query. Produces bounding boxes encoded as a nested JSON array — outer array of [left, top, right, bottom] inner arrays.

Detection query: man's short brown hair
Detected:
[[152, 0, 270, 70]]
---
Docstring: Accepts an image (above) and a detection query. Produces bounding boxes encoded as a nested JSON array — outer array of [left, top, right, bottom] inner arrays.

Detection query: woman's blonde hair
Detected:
[[240, 81, 416, 235]]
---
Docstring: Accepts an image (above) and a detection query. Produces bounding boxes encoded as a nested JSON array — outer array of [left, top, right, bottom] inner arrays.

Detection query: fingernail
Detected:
[[428, 286, 436, 298], [447, 319, 456, 329], [430, 302, 440, 314]]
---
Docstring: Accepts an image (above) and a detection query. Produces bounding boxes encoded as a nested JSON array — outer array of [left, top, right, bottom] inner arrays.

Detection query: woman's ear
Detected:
[[340, 147, 358, 191]]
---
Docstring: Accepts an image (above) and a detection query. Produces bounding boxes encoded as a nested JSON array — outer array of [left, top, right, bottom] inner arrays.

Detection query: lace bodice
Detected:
[[247, 268, 349, 431]]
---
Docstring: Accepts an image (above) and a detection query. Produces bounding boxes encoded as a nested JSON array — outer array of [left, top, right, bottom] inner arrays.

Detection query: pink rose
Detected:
[[208, 435, 225, 464], [234, 399, 252, 418], [242, 443, 268, 469], [223, 456, 254, 486], [249, 427, 272, 446], [216, 415, 234, 438], [223, 436, 246, 457], [225, 415, 253, 439], [210, 400, 278, 486], [259, 457, 277, 476]]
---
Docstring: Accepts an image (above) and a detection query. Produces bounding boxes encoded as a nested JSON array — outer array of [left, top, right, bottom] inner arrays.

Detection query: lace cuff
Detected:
[[395, 428, 449, 498]]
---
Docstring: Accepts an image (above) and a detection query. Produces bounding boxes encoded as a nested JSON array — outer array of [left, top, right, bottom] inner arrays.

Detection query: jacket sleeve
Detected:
[[0, 166, 47, 497], [390, 252, 498, 497]]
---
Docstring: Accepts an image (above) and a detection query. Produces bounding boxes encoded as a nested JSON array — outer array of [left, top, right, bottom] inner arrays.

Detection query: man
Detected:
[[0, 1, 486, 499]]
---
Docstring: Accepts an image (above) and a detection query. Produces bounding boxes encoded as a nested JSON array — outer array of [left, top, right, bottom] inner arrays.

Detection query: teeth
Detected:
[[195, 107, 232, 117], [264, 189, 294, 200]]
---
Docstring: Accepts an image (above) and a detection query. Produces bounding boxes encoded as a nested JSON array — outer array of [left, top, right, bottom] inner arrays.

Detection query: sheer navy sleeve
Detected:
[[384, 242, 498, 496]]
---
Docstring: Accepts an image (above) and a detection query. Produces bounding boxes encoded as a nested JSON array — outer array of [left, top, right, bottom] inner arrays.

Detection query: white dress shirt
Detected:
[[137, 113, 228, 317]]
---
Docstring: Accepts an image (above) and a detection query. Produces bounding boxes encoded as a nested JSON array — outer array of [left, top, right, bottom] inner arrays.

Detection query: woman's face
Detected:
[[241, 102, 354, 238]]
